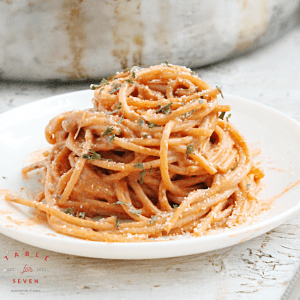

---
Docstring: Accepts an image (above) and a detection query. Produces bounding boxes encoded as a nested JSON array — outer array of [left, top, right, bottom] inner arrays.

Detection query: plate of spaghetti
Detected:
[[1, 64, 300, 259]]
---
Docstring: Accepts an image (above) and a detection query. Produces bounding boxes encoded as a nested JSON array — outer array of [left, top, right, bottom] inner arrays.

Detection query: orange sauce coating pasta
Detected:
[[6, 64, 265, 242]]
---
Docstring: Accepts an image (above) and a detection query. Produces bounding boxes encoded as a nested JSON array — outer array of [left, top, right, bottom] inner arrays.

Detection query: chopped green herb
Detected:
[[78, 212, 86, 219], [100, 78, 109, 85], [195, 87, 198, 93], [148, 121, 158, 128], [82, 149, 101, 160], [155, 102, 173, 115], [139, 169, 146, 184], [246, 183, 251, 189], [143, 133, 149, 138], [132, 71, 136, 78], [117, 114, 124, 125], [90, 84, 99, 90], [106, 134, 116, 144], [216, 86, 224, 98], [90, 78, 109, 90], [114, 201, 131, 207], [125, 78, 134, 84], [165, 61, 171, 68], [226, 113, 231, 122], [149, 166, 153, 173], [148, 215, 157, 225], [64, 208, 73, 215], [114, 216, 120, 230], [138, 118, 145, 127], [186, 144, 194, 158], [107, 102, 122, 115], [104, 158, 114, 162], [129, 208, 142, 215], [118, 129, 122, 135], [133, 162, 144, 169], [219, 112, 226, 120], [103, 126, 114, 136], [123, 67, 131, 72], [102, 126, 116, 144], [107, 74, 114, 81], [108, 83, 121, 94], [191, 71, 195, 75]]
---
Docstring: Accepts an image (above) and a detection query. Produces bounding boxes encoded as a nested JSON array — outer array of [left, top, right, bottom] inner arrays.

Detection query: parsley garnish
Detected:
[[226, 113, 231, 122], [195, 87, 198, 93], [148, 121, 158, 128], [117, 114, 124, 125], [90, 77, 109, 89], [148, 215, 157, 225], [132, 71, 136, 78], [104, 158, 114, 162], [82, 149, 115, 162], [82, 149, 101, 160], [101, 78, 109, 85], [114, 216, 120, 230], [125, 78, 134, 84], [78, 212, 86, 219], [108, 83, 121, 94], [155, 102, 173, 115], [129, 208, 142, 215], [123, 67, 131, 72], [114, 201, 131, 207], [138, 118, 145, 127], [107, 102, 122, 115], [186, 144, 194, 158], [103, 126, 114, 136], [143, 133, 149, 138], [103, 126, 115, 144], [90, 77, 111, 90], [165, 61, 171, 68], [133, 162, 144, 169], [216, 86, 224, 98], [64, 208, 73, 215], [106, 134, 116, 144], [139, 169, 146, 184], [90, 84, 99, 90], [191, 71, 195, 75], [219, 112, 226, 120]]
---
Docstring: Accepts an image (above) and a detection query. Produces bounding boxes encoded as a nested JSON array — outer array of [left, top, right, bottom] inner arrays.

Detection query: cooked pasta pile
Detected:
[[6, 64, 265, 242]]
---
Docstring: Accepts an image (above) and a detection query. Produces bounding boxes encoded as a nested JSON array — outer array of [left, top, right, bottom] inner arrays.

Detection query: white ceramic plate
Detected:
[[1, 91, 300, 260]]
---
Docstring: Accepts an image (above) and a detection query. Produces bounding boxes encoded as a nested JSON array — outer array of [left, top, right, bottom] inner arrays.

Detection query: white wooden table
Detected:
[[1, 23, 300, 300]]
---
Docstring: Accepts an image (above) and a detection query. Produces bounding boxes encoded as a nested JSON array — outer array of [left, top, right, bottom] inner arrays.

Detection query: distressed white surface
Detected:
[[1, 22, 300, 300]]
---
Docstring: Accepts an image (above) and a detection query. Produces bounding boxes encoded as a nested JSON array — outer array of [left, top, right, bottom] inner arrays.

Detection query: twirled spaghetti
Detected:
[[6, 64, 265, 242]]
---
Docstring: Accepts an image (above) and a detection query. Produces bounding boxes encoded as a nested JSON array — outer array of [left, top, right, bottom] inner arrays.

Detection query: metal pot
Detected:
[[0, 0, 299, 81]]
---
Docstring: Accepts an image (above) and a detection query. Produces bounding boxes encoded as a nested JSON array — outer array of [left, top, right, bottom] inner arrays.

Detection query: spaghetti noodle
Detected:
[[5, 64, 265, 242]]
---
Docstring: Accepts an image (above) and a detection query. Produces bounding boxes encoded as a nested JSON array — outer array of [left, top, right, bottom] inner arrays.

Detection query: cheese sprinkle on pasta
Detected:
[[5, 64, 265, 242]]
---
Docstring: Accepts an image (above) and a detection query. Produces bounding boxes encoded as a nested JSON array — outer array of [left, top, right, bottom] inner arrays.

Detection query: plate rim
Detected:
[[1, 90, 300, 259]]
